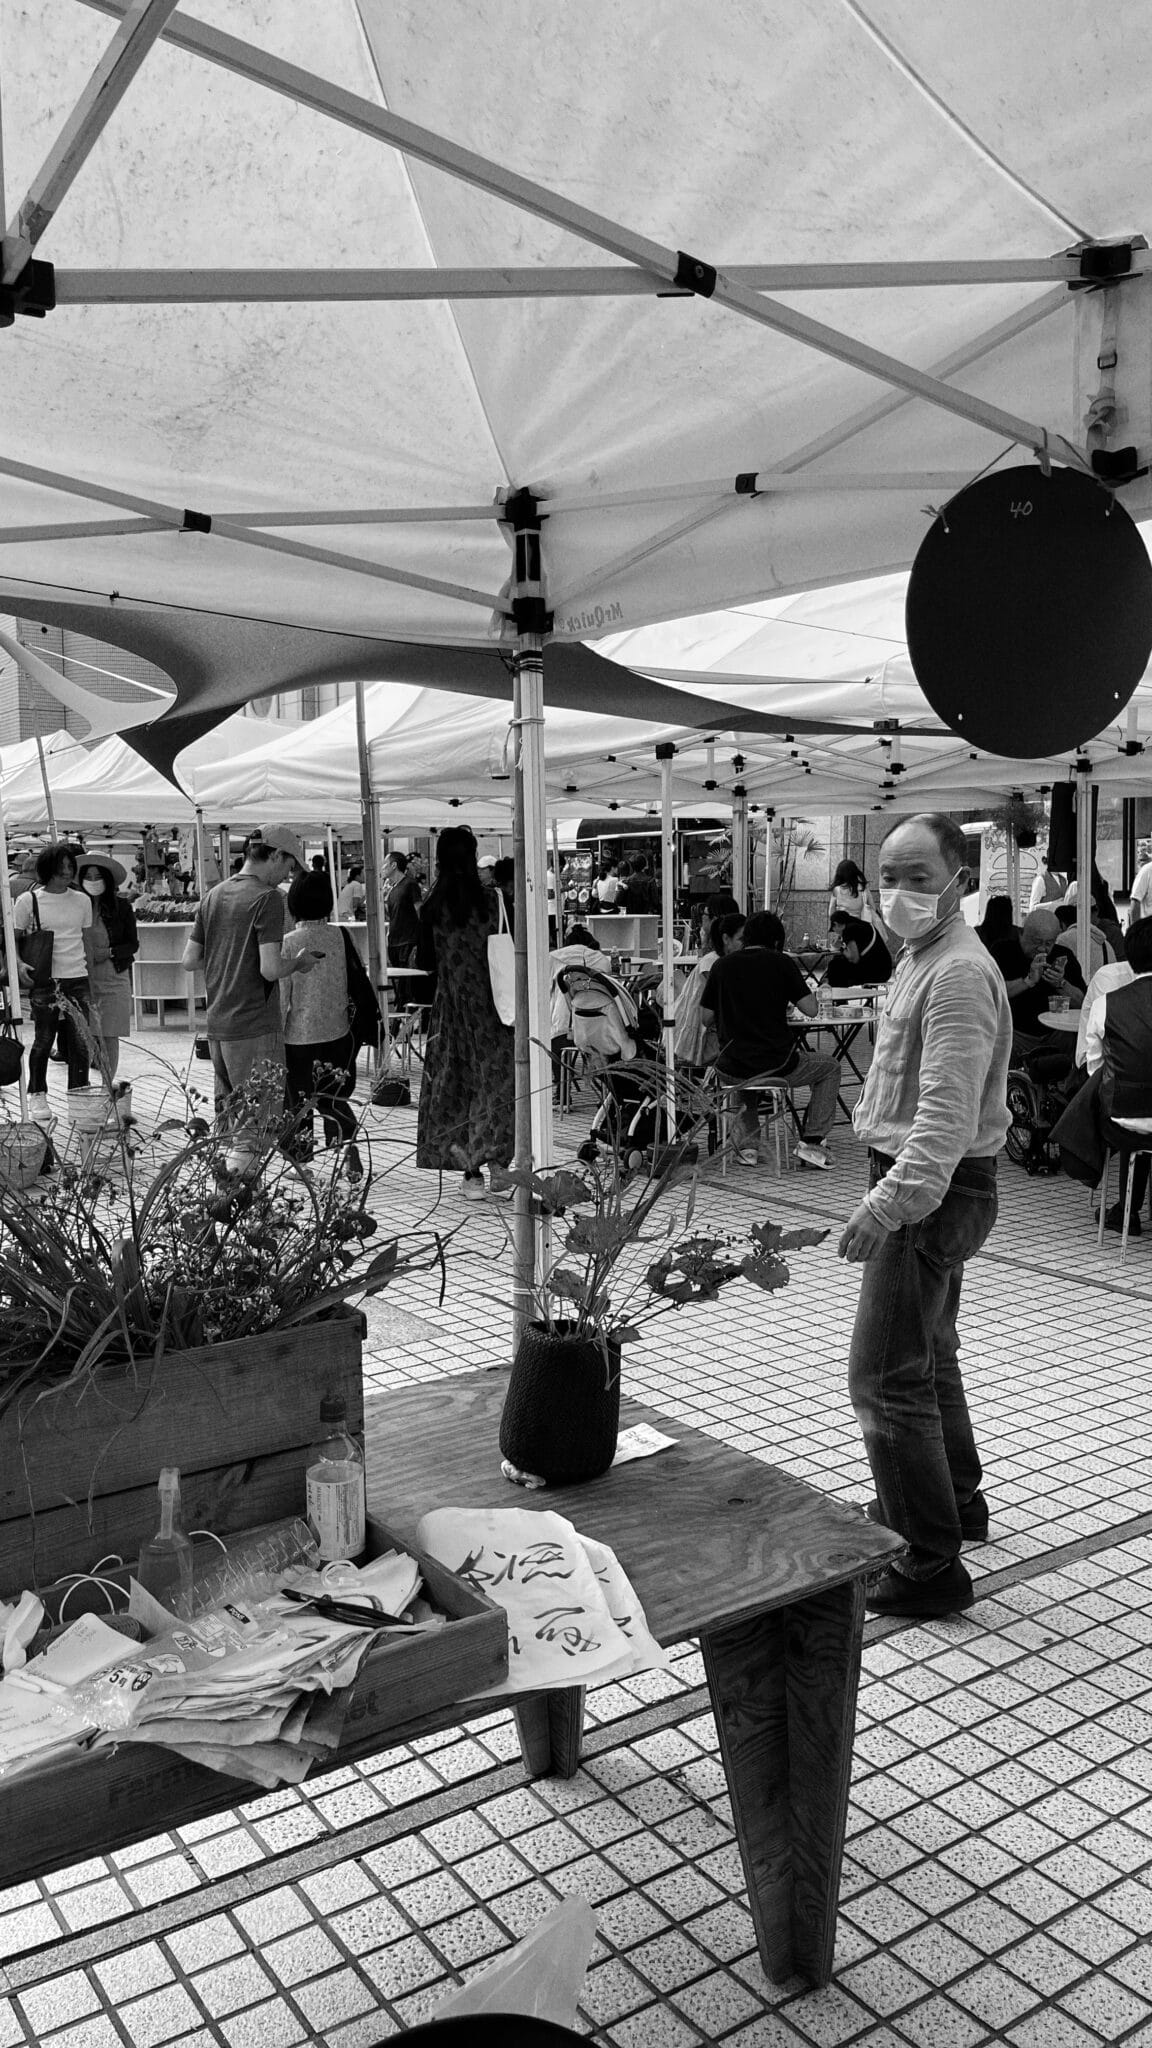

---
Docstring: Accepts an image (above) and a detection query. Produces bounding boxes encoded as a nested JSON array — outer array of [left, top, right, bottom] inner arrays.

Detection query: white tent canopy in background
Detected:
[[0, 711, 293, 829]]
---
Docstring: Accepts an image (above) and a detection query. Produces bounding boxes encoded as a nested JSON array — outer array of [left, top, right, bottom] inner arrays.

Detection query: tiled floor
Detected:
[[2, 1030, 1151, 2046]]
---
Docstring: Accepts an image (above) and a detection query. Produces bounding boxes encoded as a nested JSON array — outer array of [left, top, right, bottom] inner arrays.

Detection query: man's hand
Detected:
[[838, 1201, 890, 1263], [292, 950, 317, 975]]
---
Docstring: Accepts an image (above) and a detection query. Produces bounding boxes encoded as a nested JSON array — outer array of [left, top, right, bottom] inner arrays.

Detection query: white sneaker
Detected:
[[796, 1140, 831, 1170], [736, 1147, 759, 1167], [26, 1093, 52, 1125]]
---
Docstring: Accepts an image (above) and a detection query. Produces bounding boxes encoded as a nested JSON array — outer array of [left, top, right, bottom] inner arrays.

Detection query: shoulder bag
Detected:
[[487, 890, 515, 1026], [16, 891, 54, 988], [341, 928, 382, 1049], [0, 1005, 24, 1086]]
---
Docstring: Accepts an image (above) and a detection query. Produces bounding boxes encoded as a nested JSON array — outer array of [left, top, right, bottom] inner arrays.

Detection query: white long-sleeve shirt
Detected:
[[854, 914, 1012, 1231], [1084, 967, 1152, 1133]]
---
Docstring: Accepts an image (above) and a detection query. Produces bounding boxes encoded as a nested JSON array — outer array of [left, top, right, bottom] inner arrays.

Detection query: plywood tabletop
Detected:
[[367, 1374, 903, 1647]]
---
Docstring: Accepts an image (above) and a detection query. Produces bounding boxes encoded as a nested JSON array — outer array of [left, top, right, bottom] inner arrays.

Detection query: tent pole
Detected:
[[551, 816, 564, 943], [506, 491, 553, 1352], [193, 806, 209, 896], [0, 785, 30, 1124], [35, 737, 58, 839], [1076, 766, 1093, 972], [763, 811, 775, 909], [326, 823, 338, 891], [657, 744, 677, 1127], [731, 780, 748, 911], [355, 682, 386, 1068], [1005, 827, 1021, 920]]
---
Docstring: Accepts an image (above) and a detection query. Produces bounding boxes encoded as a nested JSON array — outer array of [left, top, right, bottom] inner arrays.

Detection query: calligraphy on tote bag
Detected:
[[487, 891, 515, 1026]]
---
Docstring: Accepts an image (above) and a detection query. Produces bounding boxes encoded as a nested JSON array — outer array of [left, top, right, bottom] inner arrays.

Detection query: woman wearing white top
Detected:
[[10, 842, 94, 1108], [280, 870, 357, 1160], [828, 859, 874, 923]]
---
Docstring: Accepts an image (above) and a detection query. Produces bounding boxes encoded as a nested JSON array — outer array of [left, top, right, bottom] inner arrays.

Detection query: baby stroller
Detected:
[[556, 965, 671, 1168]]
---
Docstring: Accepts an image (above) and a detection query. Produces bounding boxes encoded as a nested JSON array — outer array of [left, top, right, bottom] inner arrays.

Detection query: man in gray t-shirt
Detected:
[[183, 828, 315, 1162]]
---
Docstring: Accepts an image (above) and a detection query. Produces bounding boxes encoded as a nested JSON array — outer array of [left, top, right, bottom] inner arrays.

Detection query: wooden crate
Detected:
[[0, 1516, 506, 1884], [0, 1315, 365, 1594]]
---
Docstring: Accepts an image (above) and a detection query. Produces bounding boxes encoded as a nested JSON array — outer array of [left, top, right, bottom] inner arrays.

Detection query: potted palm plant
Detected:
[[492, 1124, 826, 1485]]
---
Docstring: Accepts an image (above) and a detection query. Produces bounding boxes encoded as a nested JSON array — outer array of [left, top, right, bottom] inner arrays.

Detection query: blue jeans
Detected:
[[848, 1151, 997, 1579]]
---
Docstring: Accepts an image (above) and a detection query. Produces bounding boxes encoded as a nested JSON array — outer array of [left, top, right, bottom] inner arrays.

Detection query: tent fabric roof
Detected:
[[2, 1, 1151, 766]]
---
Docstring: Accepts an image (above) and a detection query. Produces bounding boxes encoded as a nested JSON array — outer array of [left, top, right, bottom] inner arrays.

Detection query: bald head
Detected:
[[1020, 909, 1059, 959]]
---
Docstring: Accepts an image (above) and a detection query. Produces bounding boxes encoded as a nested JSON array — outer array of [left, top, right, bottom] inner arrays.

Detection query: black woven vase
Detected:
[[499, 1322, 621, 1484]]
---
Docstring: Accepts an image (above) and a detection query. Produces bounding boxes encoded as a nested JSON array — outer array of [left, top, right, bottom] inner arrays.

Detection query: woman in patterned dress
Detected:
[[415, 827, 515, 1199]]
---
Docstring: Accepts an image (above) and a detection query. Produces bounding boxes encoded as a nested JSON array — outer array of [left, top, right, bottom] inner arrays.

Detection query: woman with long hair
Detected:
[[78, 855, 139, 1079], [828, 858, 874, 922], [675, 910, 746, 1065], [415, 826, 514, 1199], [11, 842, 94, 1111]]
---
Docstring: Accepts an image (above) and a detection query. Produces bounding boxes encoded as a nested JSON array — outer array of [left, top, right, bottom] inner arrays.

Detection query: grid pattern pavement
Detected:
[[1, 1026, 1150, 2047]]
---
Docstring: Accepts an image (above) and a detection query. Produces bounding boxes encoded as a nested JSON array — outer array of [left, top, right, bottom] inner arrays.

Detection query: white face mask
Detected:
[[82, 878, 105, 896], [879, 869, 963, 941]]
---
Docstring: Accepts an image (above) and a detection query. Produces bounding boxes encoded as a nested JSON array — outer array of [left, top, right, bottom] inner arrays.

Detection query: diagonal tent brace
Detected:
[[3, 0, 182, 285], [78, 0, 1091, 469], [0, 451, 510, 617]]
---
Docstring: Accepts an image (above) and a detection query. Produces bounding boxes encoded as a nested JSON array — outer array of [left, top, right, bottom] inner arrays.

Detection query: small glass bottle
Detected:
[[137, 1467, 194, 1611], [306, 1396, 366, 1562]]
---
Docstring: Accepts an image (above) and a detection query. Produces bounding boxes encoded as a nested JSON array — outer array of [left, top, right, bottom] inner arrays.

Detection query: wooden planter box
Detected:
[[0, 1314, 367, 1594], [0, 1316, 508, 1882]]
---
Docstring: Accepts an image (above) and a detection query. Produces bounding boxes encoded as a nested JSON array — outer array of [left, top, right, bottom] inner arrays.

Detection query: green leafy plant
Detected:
[[0, 1056, 454, 1418], [492, 1071, 826, 1356]]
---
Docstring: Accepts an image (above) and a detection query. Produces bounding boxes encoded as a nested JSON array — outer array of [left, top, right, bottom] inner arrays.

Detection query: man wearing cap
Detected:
[[182, 827, 315, 1161]]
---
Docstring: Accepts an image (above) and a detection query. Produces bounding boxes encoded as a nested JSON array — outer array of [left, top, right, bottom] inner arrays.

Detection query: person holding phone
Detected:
[[989, 908, 1085, 1066]]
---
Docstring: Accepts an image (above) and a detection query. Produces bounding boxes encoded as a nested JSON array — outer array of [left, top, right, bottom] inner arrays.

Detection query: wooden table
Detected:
[[368, 1374, 903, 1986]]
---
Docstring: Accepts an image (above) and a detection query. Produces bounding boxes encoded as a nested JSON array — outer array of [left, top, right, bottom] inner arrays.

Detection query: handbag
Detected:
[[0, 1009, 24, 1086], [341, 929, 382, 1049], [16, 891, 54, 989], [487, 890, 515, 1027]]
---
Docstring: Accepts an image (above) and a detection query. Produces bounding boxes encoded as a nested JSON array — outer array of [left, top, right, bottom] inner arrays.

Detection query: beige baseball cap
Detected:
[[252, 825, 307, 868]]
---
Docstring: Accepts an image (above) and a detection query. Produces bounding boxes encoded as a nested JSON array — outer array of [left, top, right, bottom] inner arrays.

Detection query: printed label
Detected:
[[306, 1471, 366, 1561]]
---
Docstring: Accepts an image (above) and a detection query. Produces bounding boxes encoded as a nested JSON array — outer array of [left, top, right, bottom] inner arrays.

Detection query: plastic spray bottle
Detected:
[[136, 1467, 194, 1611], [306, 1396, 366, 1562]]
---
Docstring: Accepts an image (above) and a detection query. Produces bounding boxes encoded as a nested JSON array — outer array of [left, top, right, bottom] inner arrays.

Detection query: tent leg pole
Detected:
[[732, 780, 748, 912], [1076, 768, 1093, 971], [507, 492, 553, 1353], [35, 736, 58, 840], [551, 816, 564, 944], [657, 744, 677, 1130], [355, 682, 386, 1074], [0, 787, 30, 1123], [326, 823, 339, 894]]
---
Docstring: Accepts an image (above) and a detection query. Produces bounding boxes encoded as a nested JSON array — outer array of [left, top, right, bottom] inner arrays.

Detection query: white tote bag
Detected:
[[487, 890, 516, 1025]]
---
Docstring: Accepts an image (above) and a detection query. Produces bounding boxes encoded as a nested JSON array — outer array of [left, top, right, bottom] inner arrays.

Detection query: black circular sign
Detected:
[[905, 464, 1152, 756]]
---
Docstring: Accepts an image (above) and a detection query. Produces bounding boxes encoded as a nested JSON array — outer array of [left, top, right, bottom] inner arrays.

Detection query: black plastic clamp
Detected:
[[181, 508, 213, 534], [0, 256, 56, 329], [1090, 447, 1148, 484], [674, 250, 717, 298]]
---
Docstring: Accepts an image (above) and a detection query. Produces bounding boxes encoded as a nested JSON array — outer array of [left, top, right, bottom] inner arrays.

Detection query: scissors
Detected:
[[278, 1587, 410, 1628]]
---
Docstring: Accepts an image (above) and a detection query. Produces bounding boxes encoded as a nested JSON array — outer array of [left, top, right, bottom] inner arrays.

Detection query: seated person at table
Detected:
[[974, 893, 1019, 953], [675, 911, 745, 1065], [825, 912, 892, 988], [991, 908, 1085, 1066], [1054, 901, 1115, 977], [1084, 917, 1152, 1233], [700, 911, 841, 1171]]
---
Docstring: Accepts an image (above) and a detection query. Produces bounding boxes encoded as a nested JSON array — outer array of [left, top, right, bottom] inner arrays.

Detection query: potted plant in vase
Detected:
[[492, 1131, 826, 1486], [990, 794, 1044, 850]]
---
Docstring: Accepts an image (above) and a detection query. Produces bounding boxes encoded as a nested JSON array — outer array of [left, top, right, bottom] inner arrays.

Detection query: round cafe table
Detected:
[[1039, 1010, 1079, 1032]]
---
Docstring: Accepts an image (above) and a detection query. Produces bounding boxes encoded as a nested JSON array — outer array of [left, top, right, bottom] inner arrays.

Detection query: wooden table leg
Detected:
[[701, 1576, 865, 1987], [512, 1686, 585, 1778]]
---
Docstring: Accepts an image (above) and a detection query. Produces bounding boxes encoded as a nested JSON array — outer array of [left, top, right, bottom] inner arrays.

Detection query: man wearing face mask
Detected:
[[839, 814, 1012, 1618]]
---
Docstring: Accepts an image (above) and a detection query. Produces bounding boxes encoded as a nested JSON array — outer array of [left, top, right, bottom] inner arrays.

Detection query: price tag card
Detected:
[[612, 1425, 678, 1465]]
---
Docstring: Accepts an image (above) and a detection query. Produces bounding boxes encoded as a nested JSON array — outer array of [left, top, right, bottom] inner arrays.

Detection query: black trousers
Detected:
[[285, 1034, 356, 1144]]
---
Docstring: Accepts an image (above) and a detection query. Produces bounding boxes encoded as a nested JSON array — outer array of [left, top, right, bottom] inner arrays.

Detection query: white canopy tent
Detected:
[[0, 711, 297, 830], [3, 0, 1152, 1323]]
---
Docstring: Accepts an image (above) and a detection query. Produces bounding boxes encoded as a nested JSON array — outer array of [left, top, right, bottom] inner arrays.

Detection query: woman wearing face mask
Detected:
[[78, 856, 139, 1082]]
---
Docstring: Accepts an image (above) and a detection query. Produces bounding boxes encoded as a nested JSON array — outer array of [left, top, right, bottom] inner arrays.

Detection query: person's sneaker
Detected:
[[26, 1092, 52, 1125], [865, 1492, 988, 1543], [735, 1146, 759, 1166], [795, 1140, 831, 1170], [460, 1172, 486, 1201], [865, 1559, 975, 1618], [1098, 1203, 1142, 1236]]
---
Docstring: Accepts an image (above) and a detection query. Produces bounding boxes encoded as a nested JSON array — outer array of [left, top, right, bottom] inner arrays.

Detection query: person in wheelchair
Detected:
[[991, 908, 1085, 1073]]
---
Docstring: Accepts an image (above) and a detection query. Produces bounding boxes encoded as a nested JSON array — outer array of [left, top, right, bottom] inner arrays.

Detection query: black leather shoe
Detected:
[[866, 1559, 975, 1618], [865, 1492, 988, 1543]]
